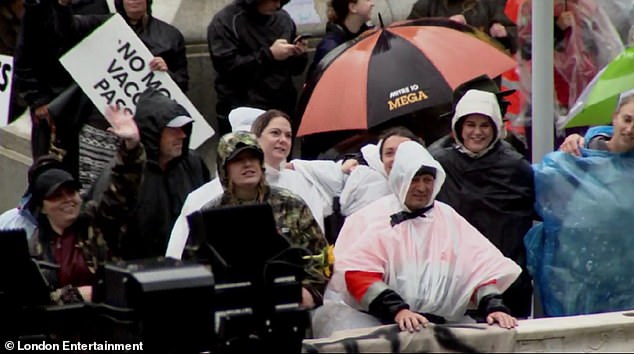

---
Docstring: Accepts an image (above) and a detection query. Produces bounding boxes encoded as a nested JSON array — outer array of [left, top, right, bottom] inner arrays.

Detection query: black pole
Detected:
[[378, 12, 384, 28]]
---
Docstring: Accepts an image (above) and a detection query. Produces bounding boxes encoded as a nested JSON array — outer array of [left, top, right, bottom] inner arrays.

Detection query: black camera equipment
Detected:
[[0, 229, 50, 306], [0, 202, 311, 353], [0, 228, 216, 352], [96, 258, 215, 353], [188, 203, 310, 353], [0, 229, 87, 341]]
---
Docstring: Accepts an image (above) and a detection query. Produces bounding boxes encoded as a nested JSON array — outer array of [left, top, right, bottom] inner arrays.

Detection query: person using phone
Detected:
[[208, 0, 308, 135]]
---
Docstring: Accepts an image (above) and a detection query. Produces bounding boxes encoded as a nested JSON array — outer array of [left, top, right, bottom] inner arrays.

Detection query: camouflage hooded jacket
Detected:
[[200, 132, 329, 305]]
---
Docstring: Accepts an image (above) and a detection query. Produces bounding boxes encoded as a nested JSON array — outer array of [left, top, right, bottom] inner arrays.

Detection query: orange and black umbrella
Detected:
[[296, 18, 517, 137]]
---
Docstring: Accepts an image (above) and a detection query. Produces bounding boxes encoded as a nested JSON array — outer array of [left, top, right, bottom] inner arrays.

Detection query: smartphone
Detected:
[[294, 34, 314, 44]]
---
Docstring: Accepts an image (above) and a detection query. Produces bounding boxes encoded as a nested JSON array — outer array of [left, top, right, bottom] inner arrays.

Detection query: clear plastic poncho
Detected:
[[598, 0, 634, 45], [516, 0, 624, 115]]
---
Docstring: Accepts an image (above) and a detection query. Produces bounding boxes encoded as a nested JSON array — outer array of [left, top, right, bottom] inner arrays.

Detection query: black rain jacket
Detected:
[[207, 0, 307, 118], [54, 1, 189, 91], [89, 89, 210, 259], [432, 141, 535, 317]]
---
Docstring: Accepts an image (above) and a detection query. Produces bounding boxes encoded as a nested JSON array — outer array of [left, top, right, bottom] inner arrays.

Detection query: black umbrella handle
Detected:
[[378, 12, 384, 28]]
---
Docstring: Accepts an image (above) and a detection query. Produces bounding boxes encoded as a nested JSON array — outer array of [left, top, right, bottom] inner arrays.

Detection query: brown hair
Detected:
[[378, 126, 423, 161], [251, 109, 292, 137], [327, 0, 357, 23]]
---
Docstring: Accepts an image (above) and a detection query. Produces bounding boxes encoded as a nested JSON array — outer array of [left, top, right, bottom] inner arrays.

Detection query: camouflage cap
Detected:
[[216, 131, 264, 184]]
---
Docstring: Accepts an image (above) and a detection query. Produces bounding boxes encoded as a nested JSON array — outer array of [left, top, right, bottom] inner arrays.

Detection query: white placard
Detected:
[[0, 54, 14, 127], [285, 0, 321, 25], [60, 14, 214, 148]]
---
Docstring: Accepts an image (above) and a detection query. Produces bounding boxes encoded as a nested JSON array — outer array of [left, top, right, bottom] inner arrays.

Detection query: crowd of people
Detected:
[[1, 0, 634, 344]]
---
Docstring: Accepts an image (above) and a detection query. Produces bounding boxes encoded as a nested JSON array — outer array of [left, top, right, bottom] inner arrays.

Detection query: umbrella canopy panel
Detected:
[[366, 30, 453, 128], [564, 47, 634, 128], [297, 20, 516, 137], [392, 26, 514, 88], [300, 33, 378, 133]]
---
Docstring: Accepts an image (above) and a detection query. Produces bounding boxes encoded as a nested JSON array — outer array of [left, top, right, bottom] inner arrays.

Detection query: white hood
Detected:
[[360, 142, 387, 177], [451, 89, 503, 158], [388, 141, 446, 211], [229, 106, 266, 132]]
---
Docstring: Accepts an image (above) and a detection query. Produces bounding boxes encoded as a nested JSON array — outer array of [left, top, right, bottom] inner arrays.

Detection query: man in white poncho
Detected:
[[313, 141, 521, 336]]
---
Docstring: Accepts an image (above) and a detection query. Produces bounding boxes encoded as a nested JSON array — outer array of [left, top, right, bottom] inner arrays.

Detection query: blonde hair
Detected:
[[616, 91, 634, 113]]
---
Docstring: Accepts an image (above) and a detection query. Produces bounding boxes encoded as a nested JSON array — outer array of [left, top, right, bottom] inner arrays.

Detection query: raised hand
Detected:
[[105, 105, 140, 150]]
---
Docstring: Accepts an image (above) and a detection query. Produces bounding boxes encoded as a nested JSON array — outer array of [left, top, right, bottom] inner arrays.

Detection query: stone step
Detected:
[[1, 112, 32, 158], [0, 112, 31, 213]]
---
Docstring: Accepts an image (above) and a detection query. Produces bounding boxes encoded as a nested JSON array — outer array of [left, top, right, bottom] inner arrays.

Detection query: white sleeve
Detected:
[[339, 166, 391, 216], [165, 179, 223, 259], [290, 159, 346, 201], [360, 143, 387, 178], [0, 208, 37, 240]]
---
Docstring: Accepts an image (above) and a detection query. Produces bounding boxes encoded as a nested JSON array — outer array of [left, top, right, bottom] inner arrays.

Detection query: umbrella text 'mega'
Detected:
[[388, 84, 428, 111]]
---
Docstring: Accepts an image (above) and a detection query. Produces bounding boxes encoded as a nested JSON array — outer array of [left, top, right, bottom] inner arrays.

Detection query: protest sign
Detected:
[[0, 54, 13, 127], [60, 14, 214, 148]]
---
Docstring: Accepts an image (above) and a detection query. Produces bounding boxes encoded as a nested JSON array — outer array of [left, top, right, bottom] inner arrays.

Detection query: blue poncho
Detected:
[[526, 149, 634, 316]]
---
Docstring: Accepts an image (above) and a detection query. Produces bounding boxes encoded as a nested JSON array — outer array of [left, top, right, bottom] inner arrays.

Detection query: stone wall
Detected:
[[303, 310, 634, 353], [0, 124, 30, 213]]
